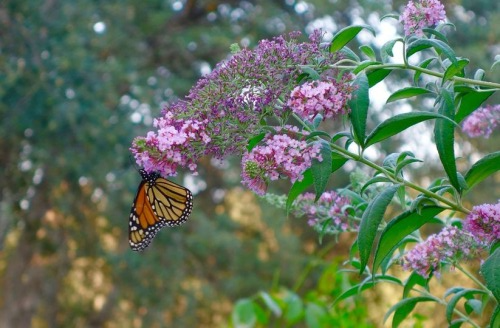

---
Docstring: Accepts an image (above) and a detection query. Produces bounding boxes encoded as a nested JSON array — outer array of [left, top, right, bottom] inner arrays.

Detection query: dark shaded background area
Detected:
[[0, 0, 498, 326]]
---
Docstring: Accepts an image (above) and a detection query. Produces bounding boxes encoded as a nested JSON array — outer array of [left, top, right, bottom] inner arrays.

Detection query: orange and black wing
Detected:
[[129, 170, 193, 251]]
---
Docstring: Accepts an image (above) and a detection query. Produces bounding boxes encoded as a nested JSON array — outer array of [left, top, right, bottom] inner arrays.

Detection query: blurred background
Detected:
[[1, 0, 499, 327]]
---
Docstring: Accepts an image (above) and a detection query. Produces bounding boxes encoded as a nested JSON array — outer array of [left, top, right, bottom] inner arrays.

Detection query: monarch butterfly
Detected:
[[129, 169, 193, 251]]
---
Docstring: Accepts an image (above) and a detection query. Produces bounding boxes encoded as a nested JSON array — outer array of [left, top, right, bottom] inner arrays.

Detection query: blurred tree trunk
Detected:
[[0, 179, 61, 328]]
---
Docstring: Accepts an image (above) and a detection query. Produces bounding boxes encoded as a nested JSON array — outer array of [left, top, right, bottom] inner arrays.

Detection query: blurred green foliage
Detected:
[[0, 0, 498, 327]]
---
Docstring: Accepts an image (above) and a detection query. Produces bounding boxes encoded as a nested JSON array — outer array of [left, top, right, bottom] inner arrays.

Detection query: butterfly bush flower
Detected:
[[401, 226, 483, 278], [463, 202, 500, 246], [287, 78, 353, 121], [401, 0, 446, 37], [132, 31, 342, 175], [241, 132, 322, 195], [131, 111, 210, 176], [293, 191, 354, 234], [462, 105, 500, 138]]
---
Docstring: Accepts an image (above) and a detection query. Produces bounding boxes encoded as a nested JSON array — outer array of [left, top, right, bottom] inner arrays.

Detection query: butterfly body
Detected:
[[129, 169, 193, 251]]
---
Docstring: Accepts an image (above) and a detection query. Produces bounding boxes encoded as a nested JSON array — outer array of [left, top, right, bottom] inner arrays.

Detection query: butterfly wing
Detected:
[[129, 172, 193, 251], [148, 177, 193, 227]]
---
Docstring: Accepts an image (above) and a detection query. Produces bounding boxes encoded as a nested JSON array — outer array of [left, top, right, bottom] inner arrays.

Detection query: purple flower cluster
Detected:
[[400, 0, 446, 37], [287, 79, 353, 121], [241, 131, 322, 195], [131, 31, 341, 176], [401, 226, 482, 278], [462, 105, 500, 138], [464, 202, 500, 245], [293, 191, 353, 233], [131, 111, 211, 176]]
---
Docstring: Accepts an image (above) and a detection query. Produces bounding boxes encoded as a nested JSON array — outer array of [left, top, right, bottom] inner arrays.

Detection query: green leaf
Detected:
[[305, 131, 331, 140], [260, 291, 282, 316], [384, 297, 437, 327], [300, 66, 321, 80], [360, 45, 376, 61], [403, 272, 430, 298], [434, 89, 460, 192], [284, 291, 304, 324], [333, 275, 402, 304], [247, 133, 266, 151], [381, 39, 402, 63], [464, 151, 500, 193], [365, 112, 454, 148], [490, 305, 500, 328], [381, 13, 400, 21], [305, 303, 328, 328], [464, 299, 482, 315], [353, 60, 382, 74], [373, 206, 444, 273], [406, 39, 458, 66], [422, 27, 449, 43], [232, 299, 257, 327], [481, 248, 500, 302], [330, 25, 376, 53], [360, 177, 393, 195], [455, 88, 495, 123], [367, 68, 392, 87], [386, 87, 433, 103], [331, 154, 348, 173], [446, 289, 488, 324], [473, 68, 485, 81], [286, 169, 313, 213], [491, 54, 500, 70], [338, 46, 360, 62], [311, 140, 332, 200], [443, 58, 469, 83], [358, 185, 399, 272], [414, 58, 436, 84], [349, 72, 370, 147]]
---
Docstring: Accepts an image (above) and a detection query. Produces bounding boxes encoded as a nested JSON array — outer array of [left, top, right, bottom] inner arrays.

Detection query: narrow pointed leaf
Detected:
[[260, 291, 282, 316], [434, 89, 460, 191], [381, 39, 401, 63], [464, 151, 500, 193], [349, 72, 370, 147], [311, 140, 332, 200], [386, 87, 433, 103], [367, 68, 392, 87], [446, 289, 488, 324], [330, 25, 376, 53], [373, 206, 444, 273], [366, 112, 455, 148], [286, 169, 313, 213], [481, 248, 500, 302], [360, 45, 376, 61], [443, 58, 469, 82], [455, 88, 495, 123], [385, 297, 437, 327], [407, 39, 458, 65], [358, 185, 399, 272]]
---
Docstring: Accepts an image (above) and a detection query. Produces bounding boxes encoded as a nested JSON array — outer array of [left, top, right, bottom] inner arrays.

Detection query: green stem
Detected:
[[329, 143, 470, 214], [455, 263, 496, 301], [330, 63, 500, 89], [291, 113, 469, 214]]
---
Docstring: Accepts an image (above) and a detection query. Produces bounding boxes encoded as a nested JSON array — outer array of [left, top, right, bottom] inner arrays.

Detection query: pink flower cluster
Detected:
[[462, 105, 500, 138], [400, 0, 446, 37], [287, 80, 353, 121], [131, 111, 211, 176], [401, 226, 482, 278], [241, 133, 322, 195], [293, 191, 353, 233], [464, 202, 500, 245]]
